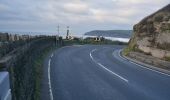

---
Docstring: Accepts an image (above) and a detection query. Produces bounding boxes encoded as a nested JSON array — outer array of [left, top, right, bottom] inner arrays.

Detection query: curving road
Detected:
[[44, 45, 170, 100]]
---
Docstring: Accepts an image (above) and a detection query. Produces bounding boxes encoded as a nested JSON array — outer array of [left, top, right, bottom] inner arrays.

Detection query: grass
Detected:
[[164, 56, 170, 62], [122, 47, 133, 56], [33, 46, 57, 100], [122, 41, 136, 56]]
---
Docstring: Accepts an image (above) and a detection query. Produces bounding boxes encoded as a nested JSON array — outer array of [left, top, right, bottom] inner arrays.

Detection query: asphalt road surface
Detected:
[[45, 45, 170, 100]]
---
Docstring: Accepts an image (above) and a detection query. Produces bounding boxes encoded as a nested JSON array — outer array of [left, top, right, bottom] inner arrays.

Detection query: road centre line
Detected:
[[90, 49, 129, 83]]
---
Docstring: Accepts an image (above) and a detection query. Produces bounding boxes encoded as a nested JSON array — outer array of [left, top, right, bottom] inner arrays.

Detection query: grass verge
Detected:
[[33, 46, 57, 100]]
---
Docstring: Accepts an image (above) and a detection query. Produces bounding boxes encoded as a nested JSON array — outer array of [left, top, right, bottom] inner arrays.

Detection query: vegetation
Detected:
[[0, 40, 27, 58], [63, 38, 128, 46], [164, 56, 170, 61], [157, 42, 170, 51], [0, 38, 45, 59], [84, 30, 132, 38], [33, 46, 56, 100], [154, 14, 163, 22], [30, 38, 126, 100], [161, 23, 170, 32], [122, 38, 136, 56], [122, 46, 134, 56], [9, 37, 56, 100], [1, 36, 128, 100]]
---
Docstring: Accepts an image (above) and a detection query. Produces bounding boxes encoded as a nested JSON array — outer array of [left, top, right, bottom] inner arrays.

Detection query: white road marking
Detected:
[[4, 89, 11, 100], [115, 50, 170, 77], [129, 61, 170, 77], [90, 49, 129, 83], [97, 62, 128, 82], [114, 50, 127, 61], [90, 49, 97, 62], [51, 53, 54, 58], [48, 57, 54, 100]]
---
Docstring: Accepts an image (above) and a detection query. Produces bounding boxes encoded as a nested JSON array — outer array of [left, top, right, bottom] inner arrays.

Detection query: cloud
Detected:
[[0, 4, 9, 12], [63, 2, 89, 14], [0, 0, 169, 34]]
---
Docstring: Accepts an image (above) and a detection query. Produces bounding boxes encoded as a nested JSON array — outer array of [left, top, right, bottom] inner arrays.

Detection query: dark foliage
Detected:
[[9, 37, 56, 100]]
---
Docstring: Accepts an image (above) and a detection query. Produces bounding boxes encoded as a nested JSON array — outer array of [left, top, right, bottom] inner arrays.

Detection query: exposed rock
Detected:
[[127, 52, 170, 69], [128, 4, 170, 60]]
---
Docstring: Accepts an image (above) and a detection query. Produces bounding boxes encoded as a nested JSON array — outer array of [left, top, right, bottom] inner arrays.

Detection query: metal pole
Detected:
[[58, 25, 60, 36], [66, 26, 69, 40], [56, 25, 60, 46]]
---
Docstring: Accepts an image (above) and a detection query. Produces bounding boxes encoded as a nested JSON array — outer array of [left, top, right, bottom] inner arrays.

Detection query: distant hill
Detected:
[[84, 30, 132, 38]]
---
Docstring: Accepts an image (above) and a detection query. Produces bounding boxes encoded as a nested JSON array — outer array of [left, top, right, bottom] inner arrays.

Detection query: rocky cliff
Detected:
[[127, 4, 170, 60]]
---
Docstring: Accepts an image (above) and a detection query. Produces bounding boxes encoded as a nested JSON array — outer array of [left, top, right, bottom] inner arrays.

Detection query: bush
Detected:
[[10, 37, 56, 100], [157, 42, 170, 51], [164, 56, 170, 62]]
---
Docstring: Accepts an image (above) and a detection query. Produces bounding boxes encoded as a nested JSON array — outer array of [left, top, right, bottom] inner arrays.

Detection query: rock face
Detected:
[[128, 4, 170, 59]]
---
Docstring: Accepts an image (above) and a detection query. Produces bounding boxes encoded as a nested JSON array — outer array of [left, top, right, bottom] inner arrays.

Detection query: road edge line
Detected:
[[118, 50, 170, 77], [48, 53, 54, 100]]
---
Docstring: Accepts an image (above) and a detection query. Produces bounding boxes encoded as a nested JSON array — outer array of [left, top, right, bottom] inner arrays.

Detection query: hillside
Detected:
[[84, 30, 132, 38], [126, 4, 170, 60]]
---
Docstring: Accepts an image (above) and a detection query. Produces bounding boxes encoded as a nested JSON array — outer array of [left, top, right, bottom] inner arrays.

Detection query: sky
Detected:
[[0, 0, 169, 35]]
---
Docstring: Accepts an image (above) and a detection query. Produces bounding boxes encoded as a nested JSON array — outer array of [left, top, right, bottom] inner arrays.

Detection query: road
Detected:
[[44, 45, 170, 100]]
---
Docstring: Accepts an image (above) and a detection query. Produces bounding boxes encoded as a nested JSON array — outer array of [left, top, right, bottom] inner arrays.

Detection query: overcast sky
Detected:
[[0, 0, 169, 35]]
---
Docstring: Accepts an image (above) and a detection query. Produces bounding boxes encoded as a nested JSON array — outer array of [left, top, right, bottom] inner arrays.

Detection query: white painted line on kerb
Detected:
[[113, 50, 127, 61], [129, 60, 170, 77], [90, 49, 129, 83], [117, 50, 170, 77], [112, 50, 127, 61], [48, 56, 54, 100]]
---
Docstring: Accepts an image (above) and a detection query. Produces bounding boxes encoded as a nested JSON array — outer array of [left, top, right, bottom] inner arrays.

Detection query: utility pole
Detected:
[[57, 25, 60, 36], [56, 25, 60, 46], [66, 26, 69, 40]]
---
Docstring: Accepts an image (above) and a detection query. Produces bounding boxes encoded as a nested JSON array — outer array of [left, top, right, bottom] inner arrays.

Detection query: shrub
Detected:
[[154, 15, 163, 22], [164, 56, 170, 61]]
